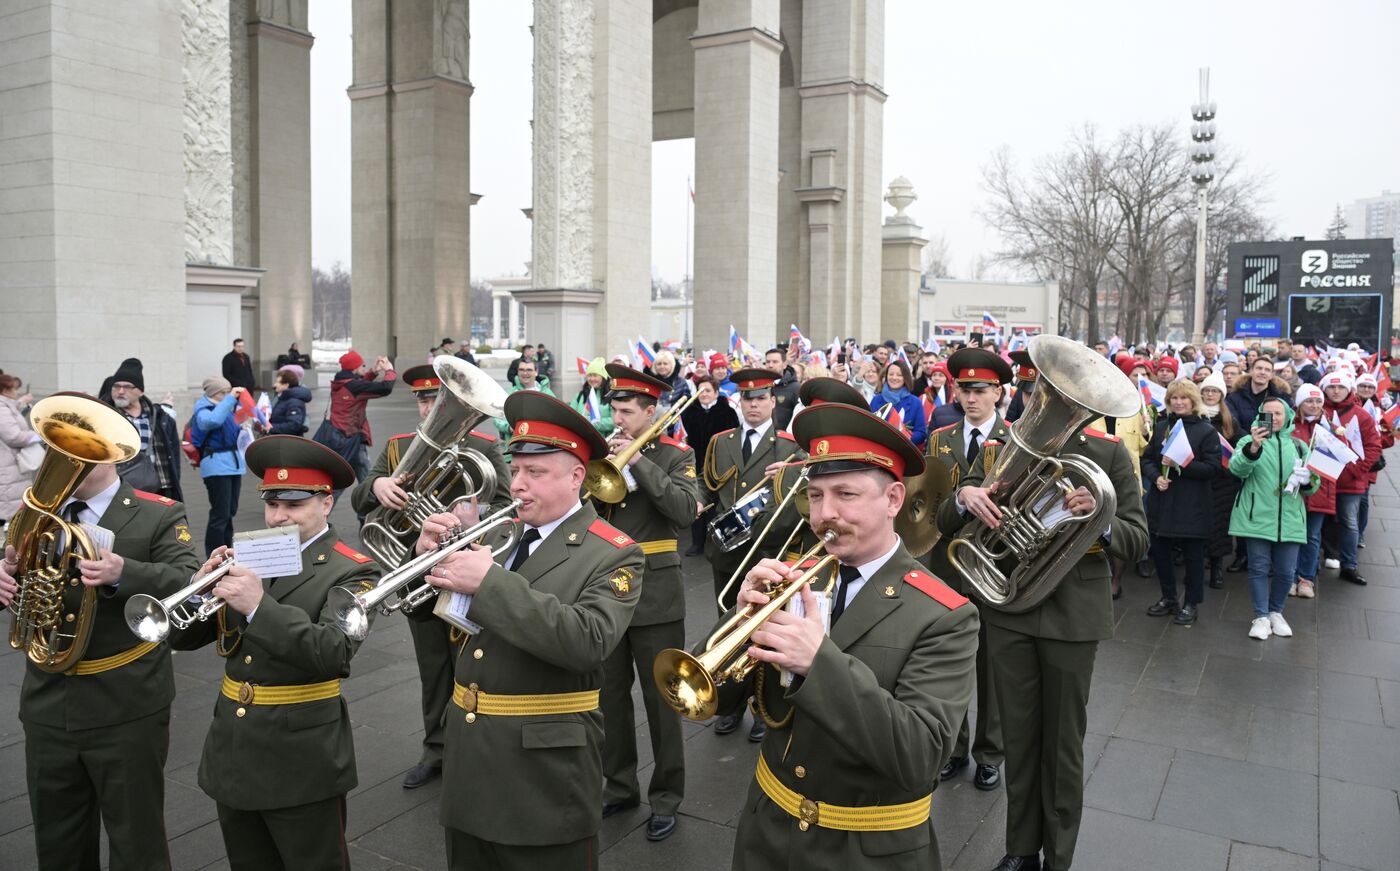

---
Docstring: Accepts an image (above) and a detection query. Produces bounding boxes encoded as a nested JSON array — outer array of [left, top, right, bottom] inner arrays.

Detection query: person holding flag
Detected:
[[1198, 370, 1241, 589], [1140, 381, 1222, 625], [869, 357, 927, 448], [1319, 370, 1380, 585], [570, 356, 614, 436], [1291, 384, 1337, 599], [1354, 372, 1395, 551]]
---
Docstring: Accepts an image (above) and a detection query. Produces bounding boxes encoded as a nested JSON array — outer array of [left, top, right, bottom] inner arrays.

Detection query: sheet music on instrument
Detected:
[[232, 525, 303, 578], [433, 590, 483, 635], [79, 523, 114, 554]]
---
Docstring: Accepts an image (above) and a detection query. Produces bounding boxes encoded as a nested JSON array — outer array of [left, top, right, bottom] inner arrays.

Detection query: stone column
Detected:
[[238, 0, 314, 383], [881, 177, 926, 342], [0, 0, 186, 392], [691, 0, 782, 351], [351, 0, 472, 364], [510, 288, 603, 397]]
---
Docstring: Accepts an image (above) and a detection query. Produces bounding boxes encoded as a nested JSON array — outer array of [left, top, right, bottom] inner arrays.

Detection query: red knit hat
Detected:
[[708, 354, 729, 370], [339, 350, 364, 371]]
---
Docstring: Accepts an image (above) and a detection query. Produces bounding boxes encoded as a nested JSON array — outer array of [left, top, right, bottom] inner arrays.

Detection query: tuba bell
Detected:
[[7, 393, 140, 672], [946, 335, 1140, 613], [360, 357, 508, 569]]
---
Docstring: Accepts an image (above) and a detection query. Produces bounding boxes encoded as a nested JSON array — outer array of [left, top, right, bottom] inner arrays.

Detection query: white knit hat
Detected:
[[1200, 370, 1228, 396], [1320, 370, 1354, 392], [1293, 383, 1323, 407]]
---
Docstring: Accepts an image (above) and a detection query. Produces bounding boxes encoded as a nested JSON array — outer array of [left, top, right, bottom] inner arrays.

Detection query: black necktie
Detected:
[[64, 501, 89, 523], [967, 429, 982, 465], [507, 528, 541, 573], [831, 564, 862, 626], [742, 429, 756, 463]]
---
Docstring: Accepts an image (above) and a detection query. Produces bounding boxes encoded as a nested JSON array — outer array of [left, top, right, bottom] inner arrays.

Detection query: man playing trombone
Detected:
[[0, 439, 200, 871], [413, 392, 644, 870], [593, 364, 701, 842], [720, 403, 979, 871], [169, 436, 382, 871]]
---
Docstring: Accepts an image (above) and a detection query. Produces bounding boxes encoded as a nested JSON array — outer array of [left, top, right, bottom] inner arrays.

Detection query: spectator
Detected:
[[854, 359, 882, 403], [650, 350, 691, 410], [1275, 338, 1293, 362], [1199, 341, 1219, 370], [221, 338, 256, 392], [1093, 340, 1110, 357], [1290, 384, 1332, 599], [1275, 360, 1301, 392], [1199, 370, 1239, 588], [869, 359, 927, 448], [534, 341, 555, 381], [1320, 370, 1381, 585], [325, 350, 397, 489], [1191, 363, 1211, 385], [1290, 341, 1322, 385], [496, 356, 554, 439], [921, 359, 955, 425], [267, 367, 312, 436], [911, 351, 941, 395], [1141, 381, 1222, 625], [1225, 356, 1292, 445], [192, 377, 247, 554], [104, 358, 183, 502], [1230, 397, 1318, 640], [570, 357, 613, 436], [0, 373, 40, 524], [505, 344, 537, 385], [274, 342, 311, 369], [1220, 360, 1242, 387], [1107, 354, 1155, 588], [764, 347, 800, 430], [1154, 357, 1178, 385], [709, 355, 737, 398], [679, 376, 738, 555], [1354, 373, 1393, 550]]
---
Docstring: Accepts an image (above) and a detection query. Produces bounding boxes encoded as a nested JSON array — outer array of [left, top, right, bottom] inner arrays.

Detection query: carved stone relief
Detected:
[[533, 0, 595, 290], [183, 0, 234, 266]]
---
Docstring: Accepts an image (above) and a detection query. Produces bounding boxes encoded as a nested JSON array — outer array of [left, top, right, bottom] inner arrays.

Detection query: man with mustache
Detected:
[[721, 403, 979, 871]]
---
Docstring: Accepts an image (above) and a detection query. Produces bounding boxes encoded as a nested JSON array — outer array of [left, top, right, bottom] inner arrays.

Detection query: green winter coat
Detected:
[[495, 375, 557, 437], [1228, 401, 1320, 544]]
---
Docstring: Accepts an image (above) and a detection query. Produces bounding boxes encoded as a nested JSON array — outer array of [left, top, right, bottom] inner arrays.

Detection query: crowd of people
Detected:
[[0, 328, 1393, 871]]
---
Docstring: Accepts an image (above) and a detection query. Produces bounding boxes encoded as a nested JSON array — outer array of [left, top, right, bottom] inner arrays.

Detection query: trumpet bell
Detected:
[[582, 460, 627, 504], [327, 586, 372, 641], [652, 647, 719, 721], [123, 594, 172, 644]]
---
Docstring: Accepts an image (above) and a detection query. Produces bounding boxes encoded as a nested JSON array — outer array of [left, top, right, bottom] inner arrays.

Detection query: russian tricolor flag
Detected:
[[635, 337, 656, 368], [982, 311, 1001, 334], [1161, 419, 1195, 468], [1218, 434, 1234, 469]]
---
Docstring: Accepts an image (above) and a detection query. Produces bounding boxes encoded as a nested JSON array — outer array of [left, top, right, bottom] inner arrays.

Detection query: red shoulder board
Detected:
[[390, 433, 415, 441], [1084, 428, 1121, 443], [776, 430, 796, 442], [903, 569, 969, 610], [714, 428, 736, 439], [468, 429, 498, 443], [588, 518, 635, 548], [931, 422, 958, 434], [334, 541, 373, 564], [659, 435, 691, 451], [133, 489, 176, 506]]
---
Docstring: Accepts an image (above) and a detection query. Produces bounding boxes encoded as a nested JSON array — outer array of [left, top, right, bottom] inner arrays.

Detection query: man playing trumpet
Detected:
[[170, 435, 382, 871], [723, 403, 978, 871]]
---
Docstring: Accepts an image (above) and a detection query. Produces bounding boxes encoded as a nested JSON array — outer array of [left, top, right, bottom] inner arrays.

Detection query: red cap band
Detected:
[[807, 434, 906, 479], [610, 375, 661, 399], [510, 419, 590, 463], [739, 376, 778, 391], [260, 466, 334, 492], [410, 376, 442, 391]]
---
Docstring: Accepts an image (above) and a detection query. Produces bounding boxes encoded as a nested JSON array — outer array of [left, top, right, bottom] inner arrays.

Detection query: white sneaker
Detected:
[[1297, 580, 1316, 599], [1249, 617, 1272, 640], [1268, 611, 1293, 637], [1324, 558, 1341, 569], [1288, 582, 1298, 597]]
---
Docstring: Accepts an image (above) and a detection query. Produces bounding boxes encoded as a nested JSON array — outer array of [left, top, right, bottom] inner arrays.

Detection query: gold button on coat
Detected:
[[465, 712, 476, 724], [236, 707, 246, 717], [794, 765, 806, 778], [472, 648, 484, 660], [243, 655, 253, 664]]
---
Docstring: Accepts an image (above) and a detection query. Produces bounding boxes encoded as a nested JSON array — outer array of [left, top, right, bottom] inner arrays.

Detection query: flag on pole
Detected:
[[1343, 413, 1365, 457], [583, 391, 600, 421], [923, 335, 942, 355], [982, 312, 1001, 334], [1138, 377, 1165, 410], [234, 388, 258, 425], [1107, 335, 1123, 357], [1306, 428, 1354, 482], [790, 324, 804, 347], [1383, 403, 1400, 431], [1218, 434, 1234, 469], [635, 337, 656, 368], [897, 345, 912, 370], [728, 325, 741, 355], [876, 402, 905, 434], [576, 356, 590, 375], [1006, 331, 1028, 352], [1161, 419, 1195, 468], [253, 391, 272, 428]]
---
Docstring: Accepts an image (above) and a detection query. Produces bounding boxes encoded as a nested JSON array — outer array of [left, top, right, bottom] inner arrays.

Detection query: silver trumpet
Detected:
[[125, 556, 235, 643], [329, 499, 523, 640]]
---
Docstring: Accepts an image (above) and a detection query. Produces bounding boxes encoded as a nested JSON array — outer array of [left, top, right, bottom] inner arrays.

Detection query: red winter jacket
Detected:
[[329, 368, 397, 446], [1368, 417, 1394, 485], [1291, 416, 1337, 515], [1321, 396, 1381, 495]]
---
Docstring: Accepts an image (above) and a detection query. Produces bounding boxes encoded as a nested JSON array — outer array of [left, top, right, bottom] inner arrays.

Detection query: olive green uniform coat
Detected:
[[437, 503, 643, 867], [170, 525, 382, 869], [595, 436, 699, 816], [925, 415, 1008, 770], [20, 484, 199, 871], [725, 544, 979, 871], [936, 427, 1149, 869], [351, 428, 512, 766]]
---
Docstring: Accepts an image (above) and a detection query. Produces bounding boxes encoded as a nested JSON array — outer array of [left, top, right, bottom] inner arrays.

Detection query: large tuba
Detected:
[[947, 335, 1140, 613], [7, 394, 140, 672], [360, 357, 508, 569]]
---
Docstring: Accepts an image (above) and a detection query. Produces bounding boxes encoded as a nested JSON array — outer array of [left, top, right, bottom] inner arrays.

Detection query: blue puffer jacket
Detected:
[[268, 386, 312, 436], [870, 386, 928, 448], [193, 394, 245, 478]]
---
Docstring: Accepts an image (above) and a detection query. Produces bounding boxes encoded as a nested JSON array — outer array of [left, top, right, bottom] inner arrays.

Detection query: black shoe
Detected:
[[1227, 556, 1248, 573], [1134, 559, 1152, 578], [748, 719, 767, 742], [684, 546, 704, 556], [714, 712, 742, 735], [602, 798, 640, 818], [1174, 603, 1198, 625], [1208, 574, 1224, 589], [1339, 567, 1368, 586], [402, 762, 441, 789], [991, 855, 1040, 871], [939, 755, 969, 782], [645, 814, 677, 841], [974, 763, 1001, 790], [1146, 597, 1179, 617], [1112, 586, 1122, 600]]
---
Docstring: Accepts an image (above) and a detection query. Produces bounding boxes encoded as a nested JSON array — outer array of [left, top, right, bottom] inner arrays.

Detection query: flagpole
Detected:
[[685, 175, 692, 346]]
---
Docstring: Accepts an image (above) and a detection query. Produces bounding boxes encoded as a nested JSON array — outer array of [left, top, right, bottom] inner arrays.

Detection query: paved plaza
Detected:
[[1, 386, 1397, 871]]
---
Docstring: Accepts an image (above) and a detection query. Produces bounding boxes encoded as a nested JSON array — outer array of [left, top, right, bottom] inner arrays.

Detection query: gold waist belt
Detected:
[[71, 641, 159, 676], [452, 682, 600, 716], [755, 753, 931, 832], [220, 675, 341, 705]]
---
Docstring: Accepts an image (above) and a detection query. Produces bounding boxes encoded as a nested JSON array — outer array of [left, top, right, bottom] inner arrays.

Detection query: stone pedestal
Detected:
[[881, 178, 927, 342], [509, 288, 603, 397]]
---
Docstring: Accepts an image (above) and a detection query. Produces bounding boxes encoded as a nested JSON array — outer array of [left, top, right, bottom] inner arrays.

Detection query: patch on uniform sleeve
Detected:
[[903, 569, 970, 610], [683, 465, 697, 479], [608, 567, 635, 597], [133, 489, 176, 506], [588, 518, 635, 548], [334, 541, 373, 564], [174, 521, 193, 545]]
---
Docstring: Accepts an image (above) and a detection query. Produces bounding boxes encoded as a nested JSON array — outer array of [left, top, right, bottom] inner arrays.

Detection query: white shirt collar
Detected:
[[743, 418, 773, 443], [60, 477, 121, 526], [964, 415, 995, 452], [300, 525, 330, 552], [838, 537, 902, 607], [526, 499, 584, 542]]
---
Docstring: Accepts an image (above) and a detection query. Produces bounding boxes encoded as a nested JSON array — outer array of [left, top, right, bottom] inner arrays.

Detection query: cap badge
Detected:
[[276, 468, 289, 481], [814, 439, 830, 456], [517, 422, 530, 436]]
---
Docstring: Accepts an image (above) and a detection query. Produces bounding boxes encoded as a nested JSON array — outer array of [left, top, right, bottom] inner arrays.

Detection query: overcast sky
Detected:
[[308, 0, 1399, 283]]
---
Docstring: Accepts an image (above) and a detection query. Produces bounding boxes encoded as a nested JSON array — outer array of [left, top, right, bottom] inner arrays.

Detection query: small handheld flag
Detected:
[[1218, 434, 1234, 469], [576, 357, 590, 375], [635, 337, 656, 368], [1161, 419, 1195, 468], [982, 311, 1001, 334]]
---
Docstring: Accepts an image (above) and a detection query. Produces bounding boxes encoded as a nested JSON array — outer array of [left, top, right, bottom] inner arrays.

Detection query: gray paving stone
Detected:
[[1319, 777, 1400, 871], [0, 825, 39, 871], [1318, 670, 1385, 726], [1138, 644, 1208, 694], [1073, 807, 1232, 871], [1246, 705, 1318, 775], [1365, 609, 1400, 643], [601, 812, 734, 870], [1227, 842, 1320, 871], [0, 791, 32, 837], [1114, 689, 1254, 760], [1379, 678, 1400, 728], [1084, 676, 1134, 736], [352, 798, 449, 870], [1319, 717, 1400, 792], [1093, 638, 1155, 685], [1316, 603, 1371, 640], [1083, 736, 1173, 820], [1155, 749, 1318, 856], [1318, 636, 1400, 682], [1196, 652, 1319, 715]]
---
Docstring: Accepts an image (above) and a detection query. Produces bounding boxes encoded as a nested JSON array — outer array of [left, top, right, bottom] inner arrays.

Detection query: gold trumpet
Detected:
[[654, 530, 838, 721], [584, 392, 699, 504]]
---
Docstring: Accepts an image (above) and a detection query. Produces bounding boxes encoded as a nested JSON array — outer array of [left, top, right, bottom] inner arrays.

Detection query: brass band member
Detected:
[[724, 403, 978, 870], [1, 458, 199, 871], [938, 411, 1148, 871], [595, 364, 700, 841], [702, 367, 804, 740], [414, 392, 644, 870], [925, 347, 1013, 791], [171, 436, 381, 871], [350, 363, 511, 789]]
